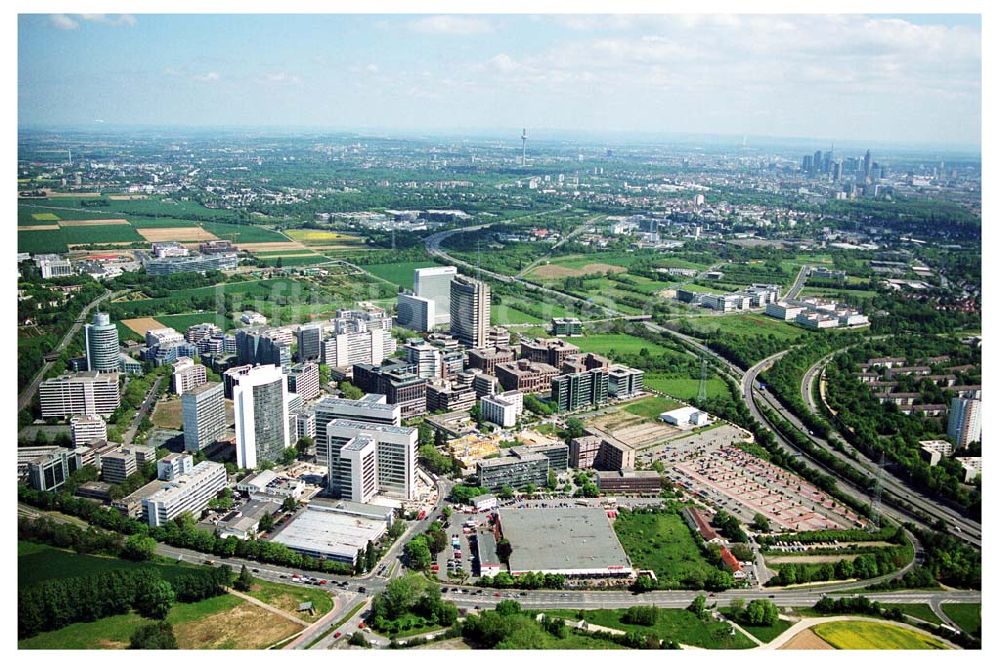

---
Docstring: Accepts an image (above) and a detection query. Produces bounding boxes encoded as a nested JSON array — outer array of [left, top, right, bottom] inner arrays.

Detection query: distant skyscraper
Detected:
[[396, 293, 435, 332], [233, 364, 289, 469], [863, 149, 873, 182], [85, 312, 120, 373], [450, 274, 491, 349], [947, 397, 981, 448], [414, 266, 457, 326], [801, 155, 813, 174], [813, 150, 823, 175]]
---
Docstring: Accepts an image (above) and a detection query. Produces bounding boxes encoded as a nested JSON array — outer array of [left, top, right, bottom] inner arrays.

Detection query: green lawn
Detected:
[[684, 313, 803, 342], [364, 260, 440, 288], [156, 311, 234, 331], [812, 620, 948, 650], [644, 374, 730, 401], [941, 603, 980, 635], [623, 395, 682, 419], [18, 541, 200, 587], [492, 303, 547, 325], [611, 510, 719, 587], [547, 608, 754, 649], [718, 609, 793, 643], [573, 332, 680, 358], [19, 594, 245, 649], [879, 603, 941, 625]]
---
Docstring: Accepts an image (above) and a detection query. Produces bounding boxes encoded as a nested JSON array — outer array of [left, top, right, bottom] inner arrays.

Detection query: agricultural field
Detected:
[[155, 312, 233, 332], [121, 317, 167, 336], [683, 313, 803, 342], [611, 509, 720, 588], [18, 223, 145, 254], [492, 303, 546, 325], [530, 261, 627, 280], [285, 228, 365, 249], [811, 620, 949, 650], [363, 260, 440, 288], [260, 255, 331, 267], [199, 222, 288, 244], [546, 608, 754, 649]]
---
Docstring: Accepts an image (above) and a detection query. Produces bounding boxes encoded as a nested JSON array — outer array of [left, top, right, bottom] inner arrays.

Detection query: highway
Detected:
[[784, 264, 811, 300], [744, 352, 981, 547], [17, 288, 121, 412]]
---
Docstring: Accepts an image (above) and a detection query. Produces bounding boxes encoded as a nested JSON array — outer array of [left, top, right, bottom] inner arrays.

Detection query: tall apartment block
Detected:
[[85, 312, 120, 373]]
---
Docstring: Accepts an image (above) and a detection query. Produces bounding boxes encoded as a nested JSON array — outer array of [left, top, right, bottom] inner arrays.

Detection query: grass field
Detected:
[[644, 374, 730, 401], [611, 510, 719, 587], [285, 229, 365, 246], [623, 395, 682, 419], [363, 260, 440, 288], [199, 222, 288, 244], [245, 579, 333, 622], [572, 332, 681, 359], [878, 603, 941, 625], [19, 223, 144, 253], [812, 620, 949, 650], [151, 397, 184, 429], [941, 603, 980, 635], [492, 303, 547, 325], [261, 255, 331, 266], [31, 212, 60, 221], [18, 541, 199, 587], [684, 313, 803, 341], [738, 619, 794, 643], [547, 608, 754, 649]]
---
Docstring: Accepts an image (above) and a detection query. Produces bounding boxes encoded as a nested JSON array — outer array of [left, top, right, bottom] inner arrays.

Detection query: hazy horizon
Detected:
[[19, 14, 982, 148]]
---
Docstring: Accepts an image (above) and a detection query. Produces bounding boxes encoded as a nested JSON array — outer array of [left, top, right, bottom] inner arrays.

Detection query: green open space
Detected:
[[492, 303, 546, 325], [644, 374, 730, 401], [623, 395, 683, 419], [156, 312, 234, 332], [812, 620, 948, 650], [684, 313, 802, 342], [363, 260, 440, 288], [245, 578, 333, 621], [611, 509, 720, 588], [261, 255, 332, 266], [18, 541, 199, 587], [878, 603, 941, 625], [573, 332, 682, 359], [199, 222, 288, 244], [18, 224, 145, 254], [546, 608, 754, 649], [941, 603, 980, 635]]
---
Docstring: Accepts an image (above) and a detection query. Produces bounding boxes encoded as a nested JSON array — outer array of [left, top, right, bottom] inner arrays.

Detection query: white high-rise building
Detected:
[[414, 266, 457, 326], [480, 390, 524, 428], [321, 329, 396, 368], [338, 435, 379, 503], [403, 338, 442, 379], [84, 312, 120, 373], [182, 381, 227, 453], [313, 394, 401, 463], [947, 397, 982, 448], [39, 372, 121, 418], [326, 419, 418, 500], [172, 357, 207, 395], [396, 293, 435, 332], [450, 274, 491, 349], [233, 365, 290, 469]]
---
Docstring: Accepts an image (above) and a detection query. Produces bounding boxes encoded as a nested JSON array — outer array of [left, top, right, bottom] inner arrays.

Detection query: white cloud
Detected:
[[79, 14, 137, 27], [365, 64, 379, 74], [49, 15, 78, 30], [193, 72, 220, 83], [409, 15, 493, 35], [262, 72, 301, 85]]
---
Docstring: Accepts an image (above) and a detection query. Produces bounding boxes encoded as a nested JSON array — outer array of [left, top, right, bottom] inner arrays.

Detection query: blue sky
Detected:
[[18, 14, 981, 146]]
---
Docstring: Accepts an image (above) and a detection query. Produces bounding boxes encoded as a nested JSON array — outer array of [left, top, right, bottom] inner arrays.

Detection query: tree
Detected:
[[495, 599, 522, 616], [546, 470, 558, 491], [296, 436, 313, 455], [743, 599, 779, 626], [405, 537, 432, 570], [470, 403, 482, 424], [499, 485, 515, 500], [281, 497, 298, 512], [348, 631, 369, 647], [122, 534, 158, 561], [365, 541, 377, 571], [687, 594, 707, 619], [496, 538, 513, 564], [339, 381, 363, 400], [234, 564, 254, 592], [135, 579, 175, 620], [752, 513, 770, 532], [129, 622, 177, 649], [564, 417, 586, 441], [258, 512, 275, 533], [281, 446, 298, 465]]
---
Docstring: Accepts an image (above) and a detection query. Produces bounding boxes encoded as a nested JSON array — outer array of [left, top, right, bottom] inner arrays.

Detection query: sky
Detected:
[[18, 13, 982, 147]]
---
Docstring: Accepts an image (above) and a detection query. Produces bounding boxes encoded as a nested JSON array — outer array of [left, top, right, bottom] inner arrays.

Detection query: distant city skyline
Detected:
[[19, 13, 981, 147]]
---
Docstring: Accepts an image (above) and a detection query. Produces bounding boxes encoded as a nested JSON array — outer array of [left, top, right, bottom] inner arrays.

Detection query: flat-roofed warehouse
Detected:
[[496, 508, 633, 578], [270, 504, 387, 566]]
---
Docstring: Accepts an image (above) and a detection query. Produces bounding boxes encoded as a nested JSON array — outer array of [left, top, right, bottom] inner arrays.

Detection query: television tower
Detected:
[[520, 128, 527, 167]]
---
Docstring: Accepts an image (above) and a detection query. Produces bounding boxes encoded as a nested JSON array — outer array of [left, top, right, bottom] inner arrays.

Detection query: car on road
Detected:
[[358, 586, 367, 593], [333, 632, 341, 639], [252, 568, 260, 573], [494, 592, 501, 597]]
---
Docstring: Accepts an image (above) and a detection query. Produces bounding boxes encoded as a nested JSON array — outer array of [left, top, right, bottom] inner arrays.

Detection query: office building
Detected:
[[495, 359, 559, 395], [143, 460, 227, 527], [552, 317, 583, 337], [40, 372, 121, 418], [325, 419, 418, 500], [596, 470, 662, 494], [426, 378, 477, 413], [488, 326, 511, 349], [182, 381, 227, 453], [142, 251, 238, 276], [338, 435, 379, 503], [414, 266, 457, 326], [172, 357, 207, 395], [472, 371, 500, 398], [948, 397, 982, 448], [569, 433, 635, 471], [480, 390, 523, 427], [70, 414, 108, 448], [321, 328, 396, 369], [467, 346, 516, 375], [20, 446, 73, 491], [271, 503, 388, 566], [296, 324, 323, 362], [295, 409, 317, 442], [477, 453, 548, 492], [288, 362, 320, 401], [185, 322, 223, 345], [158, 452, 195, 481], [450, 274, 491, 348], [39, 256, 74, 279], [353, 361, 428, 418], [396, 293, 435, 332], [509, 441, 568, 472], [101, 450, 137, 484], [552, 366, 609, 412], [521, 337, 580, 367], [608, 365, 644, 398], [84, 312, 120, 373], [404, 339, 442, 379], [233, 365, 290, 469], [236, 329, 292, 371]]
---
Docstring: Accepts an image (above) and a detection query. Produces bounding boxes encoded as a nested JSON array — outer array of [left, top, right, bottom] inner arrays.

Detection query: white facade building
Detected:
[[233, 365, 290, 469], [414, 266, 457, 326], [480, 390, 524, 428], [143, 460, 227, 527]]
